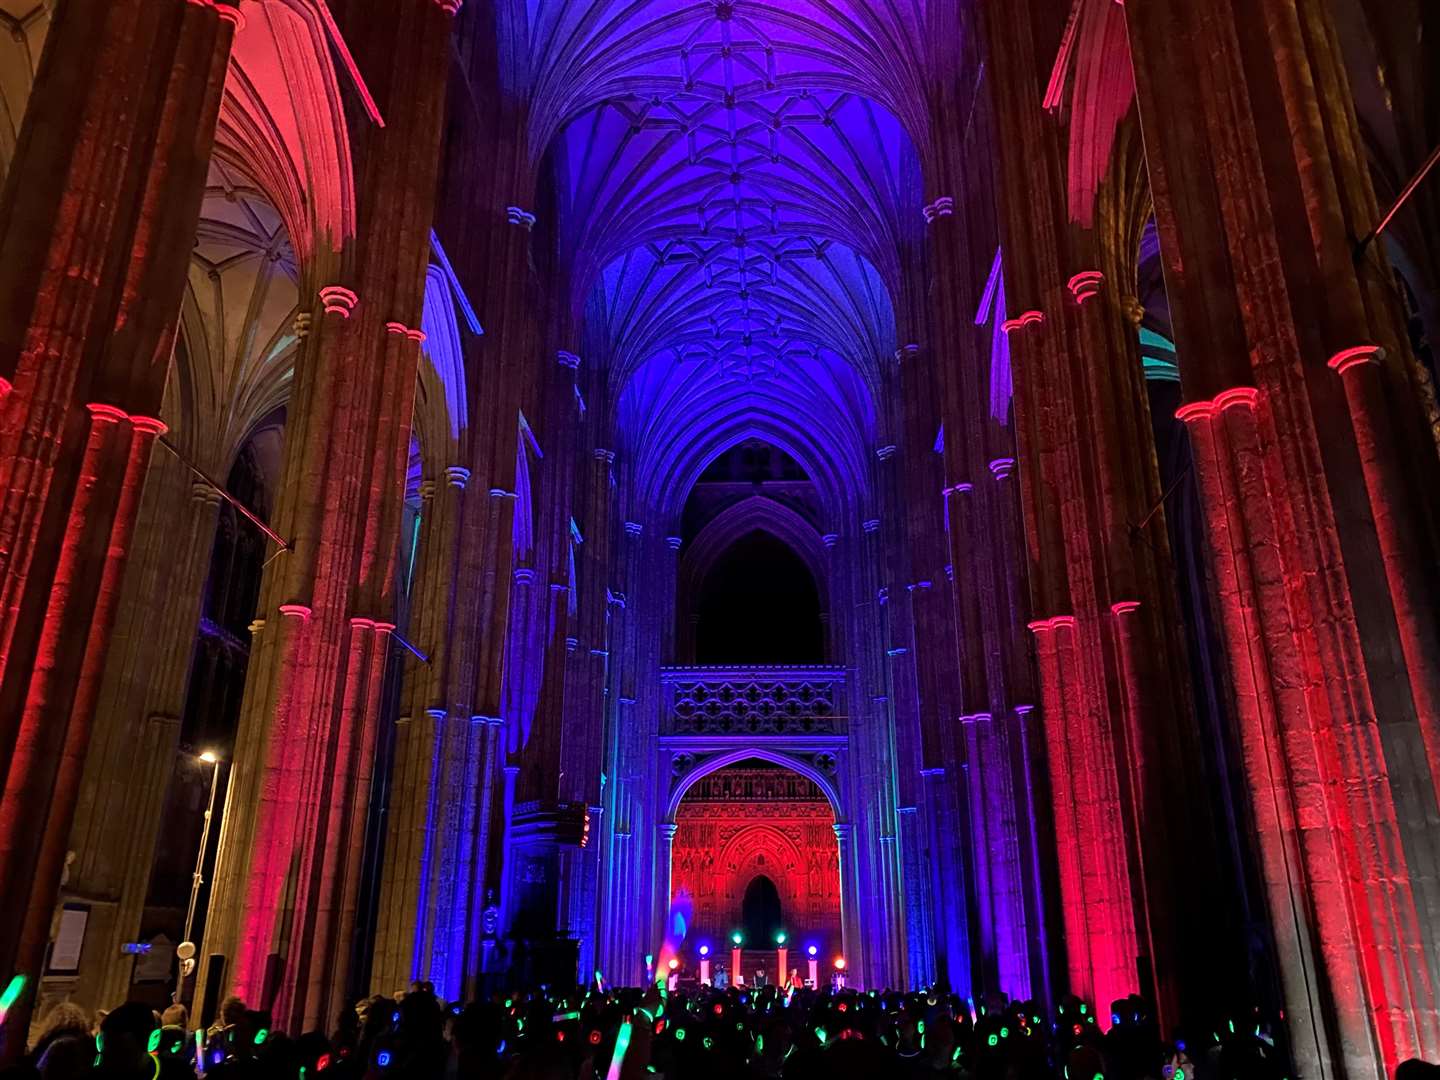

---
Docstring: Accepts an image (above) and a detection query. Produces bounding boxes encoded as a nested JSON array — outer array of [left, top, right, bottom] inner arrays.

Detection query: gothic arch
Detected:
[[217, 0, 358, 270], [677, 496, 831, 663], [664, 748, 843, 825]]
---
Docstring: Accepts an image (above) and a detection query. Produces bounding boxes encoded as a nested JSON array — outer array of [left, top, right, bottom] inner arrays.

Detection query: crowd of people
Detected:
[[0, 980, 1328, 1080]]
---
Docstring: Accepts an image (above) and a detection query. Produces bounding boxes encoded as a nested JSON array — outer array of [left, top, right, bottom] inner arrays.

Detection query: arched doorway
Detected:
[[742, 875, 783, 944], [669, 760, 841, 961]]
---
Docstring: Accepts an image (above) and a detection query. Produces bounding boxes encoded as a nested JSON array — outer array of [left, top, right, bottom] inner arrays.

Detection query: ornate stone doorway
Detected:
[[669, 760, 842, 958]]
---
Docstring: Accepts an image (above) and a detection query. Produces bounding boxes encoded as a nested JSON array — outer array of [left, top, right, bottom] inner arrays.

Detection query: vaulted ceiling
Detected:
[[509, 0, 956, 506]]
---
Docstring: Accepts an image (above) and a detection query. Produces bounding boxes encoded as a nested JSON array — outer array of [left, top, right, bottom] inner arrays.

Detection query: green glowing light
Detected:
[[774, 931, 787, 945], [0, 974, 26, 1014], [988, 1034, 998, 1047], [147, 1030, 161, 1054], [605, 1021, 632, 1080], [816, 1028, 827, 1044], [1000, 1027, 1009, 1039], [675, 1028, 686, 1042], [254, 1028, 268, 1046], [731, 932, 743, 946]]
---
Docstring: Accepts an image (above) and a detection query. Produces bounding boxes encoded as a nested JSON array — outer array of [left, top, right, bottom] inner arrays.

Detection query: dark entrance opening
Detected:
[[742, 874, 783, 945]]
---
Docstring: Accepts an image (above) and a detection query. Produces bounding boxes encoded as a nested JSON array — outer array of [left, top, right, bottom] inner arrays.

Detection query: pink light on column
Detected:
[[319, 286, 358, 318], [385, 321, 427, 343], [1327, 345, 1383, 374], [1067, 271, 1105, 304], [1001, 310, 1044, 334]]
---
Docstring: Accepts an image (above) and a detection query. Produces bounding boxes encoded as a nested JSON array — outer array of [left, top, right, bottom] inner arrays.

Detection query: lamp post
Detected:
[[178, 750, 223, 1002], [833, 955, 846, 991], [774, 931, 788, 989], [730, 931, 743, 987], [699, 944, 711, 986], [807, 945, 818, 989]]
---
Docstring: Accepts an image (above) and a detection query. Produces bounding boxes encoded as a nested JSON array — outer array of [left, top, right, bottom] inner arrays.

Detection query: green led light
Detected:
[[147, 1031, 161, 1054], [988, 1034, 998, 1047], [0, 975, 26, 1013], [254, 1028, 268, 1046], [675, 1028, 686, 1042], [1001, 1027, 1009, 1039]]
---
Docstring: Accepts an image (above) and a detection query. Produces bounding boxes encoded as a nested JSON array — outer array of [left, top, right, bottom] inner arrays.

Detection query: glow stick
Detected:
[[0, 974, 26, 1022], [195, 1032, 205, 1077], [605, 1019, 632, 1080]]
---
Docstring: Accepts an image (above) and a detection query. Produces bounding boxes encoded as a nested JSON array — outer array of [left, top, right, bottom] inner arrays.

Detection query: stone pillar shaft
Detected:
[[199, 0, 452, 1031], [0, 0, 233, 1053]]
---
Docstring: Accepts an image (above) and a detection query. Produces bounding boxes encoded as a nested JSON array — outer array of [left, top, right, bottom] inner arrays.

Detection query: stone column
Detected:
[[0, 0, 236, 1053], [63, 463, 225, 1014], [1124, 0, 1440, 1071], [197, 0, 454, 1032]]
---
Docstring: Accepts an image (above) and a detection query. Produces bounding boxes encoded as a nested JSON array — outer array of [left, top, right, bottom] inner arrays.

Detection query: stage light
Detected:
[[731, 931, 743, 946], [667, 958, 678, 971], [833, 956, 846, 970], [774, 930, 786, 945], [199, 750, 220, 764], [699, 944, 710, 957], [806, 945, 817, 958]]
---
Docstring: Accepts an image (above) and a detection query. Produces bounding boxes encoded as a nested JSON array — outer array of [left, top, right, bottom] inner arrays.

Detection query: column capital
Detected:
[[593, 448, 616, 463], [1175, 386, 1261, 423], [821, 532, 839, 547], [876, 444, 896, 460], [1328, 345, 1385, 375], [922, 196, 954, 223], [1067, 270, 1105, 305], [1001, 310, 1044, 334], [988, 457, 1016, 480], [385, 320, 426, 343], [192, 481, 224, 506], [1027, 614, 1076, 634], [506, 206, 536, 230], [444, 465, 471, 488], [862, 518, 880, 533], [557, 350, 580, 369], [666, 535, 683, 551], [624, 520, 643, 537], [319, 285, 358, 318]]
